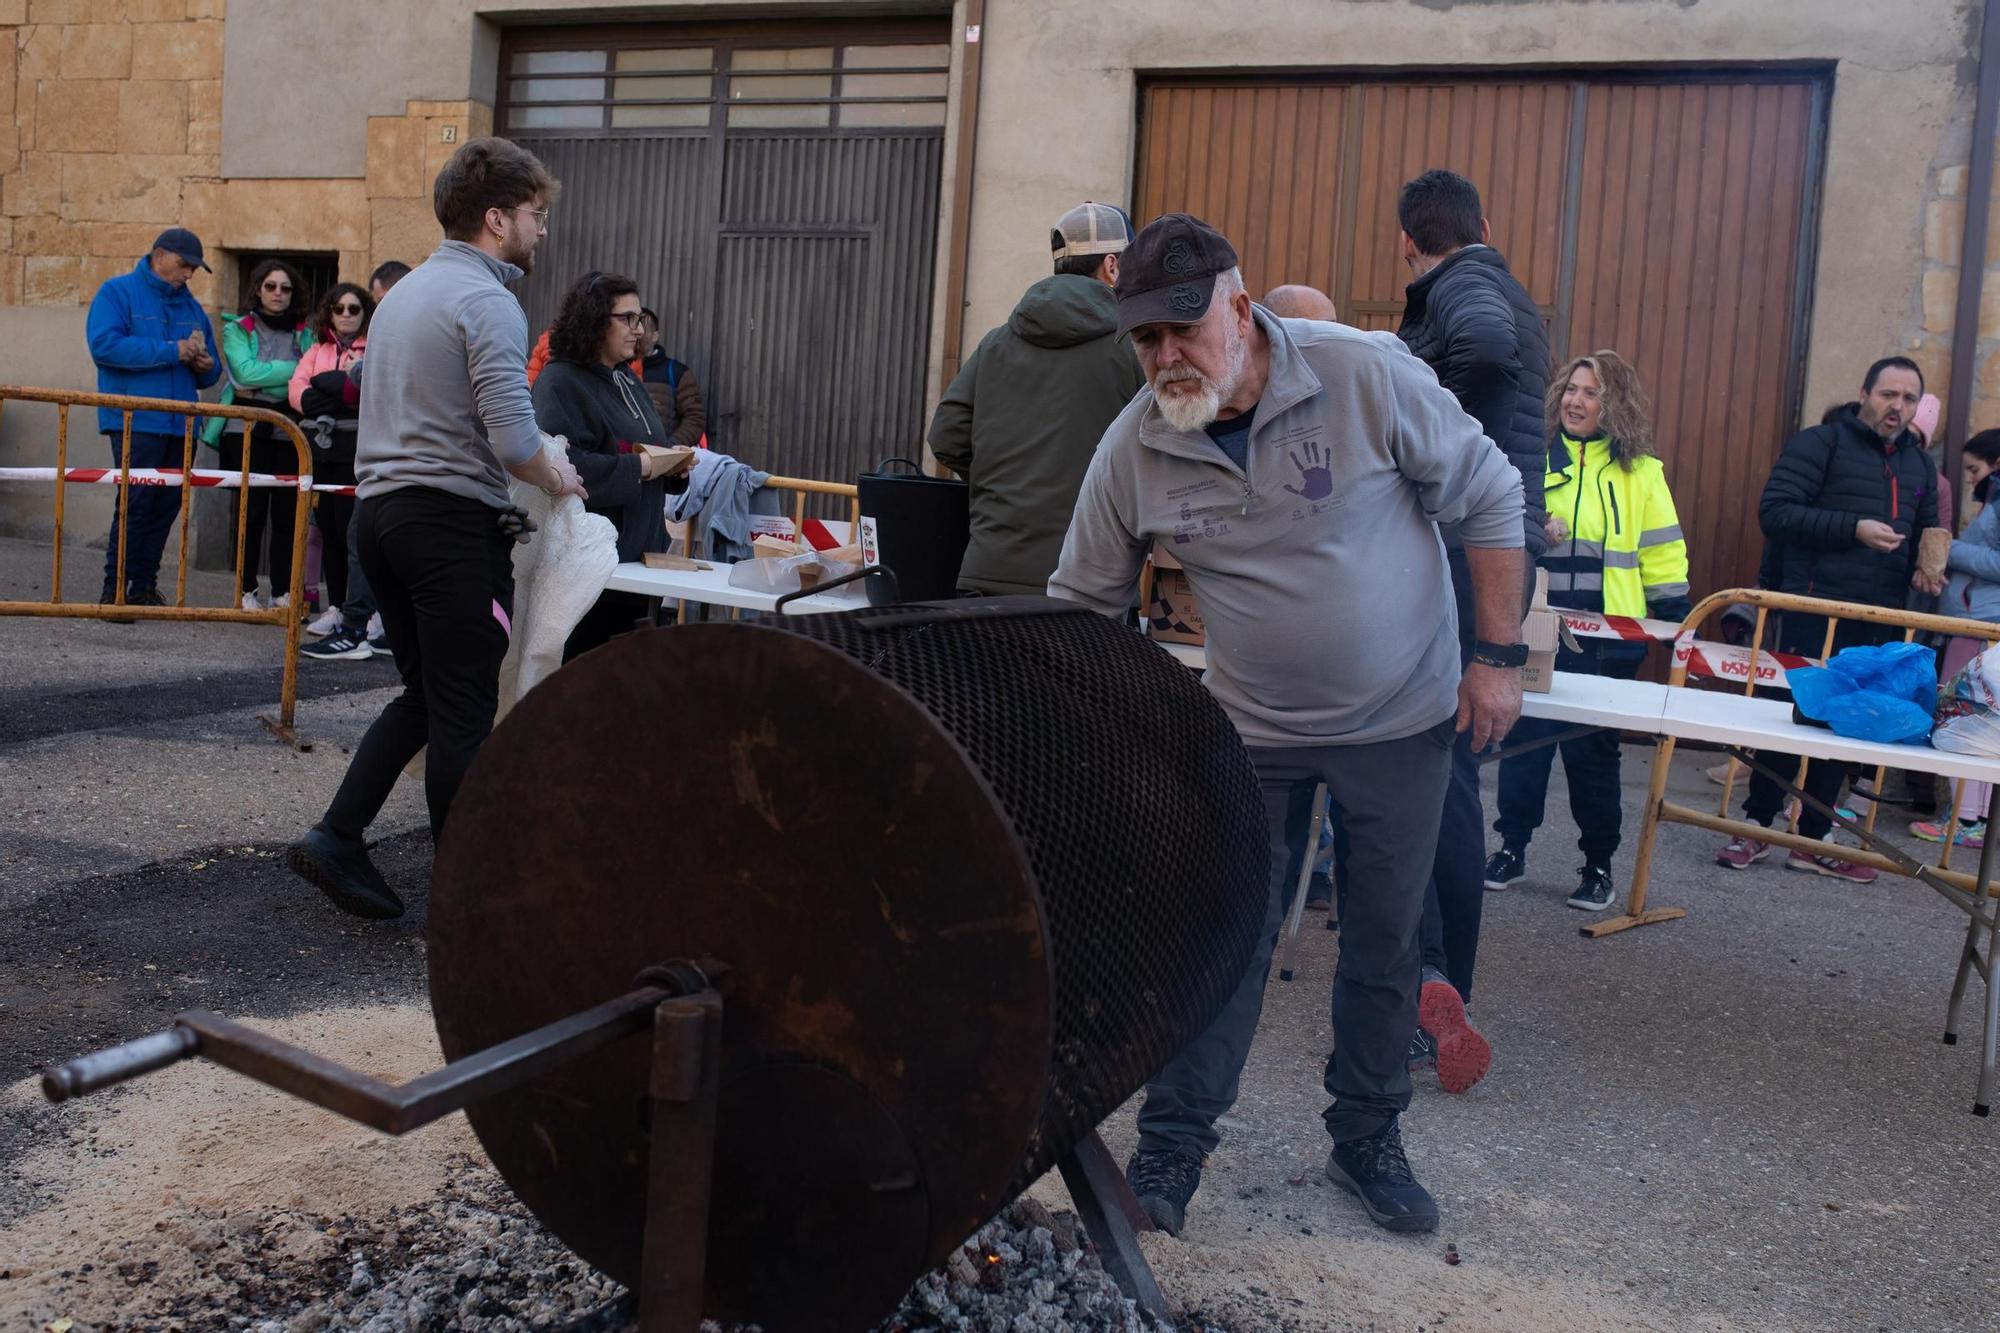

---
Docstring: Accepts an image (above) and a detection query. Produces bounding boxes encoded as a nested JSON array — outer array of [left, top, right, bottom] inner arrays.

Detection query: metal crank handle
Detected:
[[43, 1024, 200, 1102]]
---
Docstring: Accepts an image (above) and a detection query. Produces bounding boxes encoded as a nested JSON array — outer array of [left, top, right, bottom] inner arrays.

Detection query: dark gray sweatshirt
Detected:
[[1049, 308, 1524, 748], [356, 241, 542, 508]]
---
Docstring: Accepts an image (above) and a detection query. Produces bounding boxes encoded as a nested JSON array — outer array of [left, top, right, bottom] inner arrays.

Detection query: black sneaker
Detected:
[[1407, 1027, 1437, 1071], [368, 636, 393, 658], [1325, 1119, 1438, 1234], [301, 628, 373, 661], [1124, 1146, 1204, 1237], [287, 826, 404, 919], [1566, 863, 1617, 912], [97, 591, 134, 624], [1483, 845, 1526, 890], [127, 586, 167, 608]]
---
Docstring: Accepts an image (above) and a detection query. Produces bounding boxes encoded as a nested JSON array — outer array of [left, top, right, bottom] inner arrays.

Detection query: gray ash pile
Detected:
[[31, 1153, 1228, 1332]]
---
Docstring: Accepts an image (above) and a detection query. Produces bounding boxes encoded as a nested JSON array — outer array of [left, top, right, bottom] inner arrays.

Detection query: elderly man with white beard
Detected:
[[1049, 213, 1526, 1239]]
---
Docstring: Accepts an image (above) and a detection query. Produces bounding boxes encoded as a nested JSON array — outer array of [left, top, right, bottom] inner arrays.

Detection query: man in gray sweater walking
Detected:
[[287, 139, 584, 921], [1049, 214, 1526, 1237]]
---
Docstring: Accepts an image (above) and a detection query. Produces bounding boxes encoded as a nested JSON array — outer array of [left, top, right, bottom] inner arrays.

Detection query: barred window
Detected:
[[503, 40, 948, 134]]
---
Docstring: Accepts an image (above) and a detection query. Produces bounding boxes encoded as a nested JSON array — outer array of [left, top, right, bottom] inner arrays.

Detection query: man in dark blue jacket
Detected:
[[84, 228, 221, 610], [1716, 356, 1942, 883], [1391, 170, 1550, 1092]]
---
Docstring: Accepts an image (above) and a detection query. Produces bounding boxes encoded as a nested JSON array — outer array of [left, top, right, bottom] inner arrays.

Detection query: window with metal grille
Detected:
[[502, 40, 948, 134]]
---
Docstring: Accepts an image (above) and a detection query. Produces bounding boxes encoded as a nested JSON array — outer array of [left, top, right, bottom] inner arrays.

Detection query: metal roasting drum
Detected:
[[427, 596, 1269, 1328]]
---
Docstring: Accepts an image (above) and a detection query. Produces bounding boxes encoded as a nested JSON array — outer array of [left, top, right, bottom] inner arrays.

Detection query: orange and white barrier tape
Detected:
[[1671, 631, 1816, 689], [1552, 608, 1682, 643], [0, 465, 356, 496], [1548, 607, 1816, 688]]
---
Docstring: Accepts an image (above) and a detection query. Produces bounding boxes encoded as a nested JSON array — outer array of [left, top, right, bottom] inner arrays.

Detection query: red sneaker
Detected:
[[1715, 835, 1770, 869], [1785, 850, 1878, 884], [1418, 975, 1491, 1094]]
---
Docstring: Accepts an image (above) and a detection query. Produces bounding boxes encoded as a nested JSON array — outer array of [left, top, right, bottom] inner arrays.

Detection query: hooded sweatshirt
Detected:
[[928, 274, 1145, 595], [1049, 308, 1524, 748]]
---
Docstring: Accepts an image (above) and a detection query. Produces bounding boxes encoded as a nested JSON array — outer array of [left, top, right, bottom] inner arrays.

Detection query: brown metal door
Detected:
[[1134, 73, 1826, 598], [1134, 84, 1354, 308], [1565, 81, 1821, 605], [1341, 82, 1574, 335]]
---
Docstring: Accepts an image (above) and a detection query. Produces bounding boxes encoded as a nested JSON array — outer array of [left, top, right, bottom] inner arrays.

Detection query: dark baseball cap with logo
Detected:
[[150, 226, 212, 272], [1112, 212, 1239, 337]]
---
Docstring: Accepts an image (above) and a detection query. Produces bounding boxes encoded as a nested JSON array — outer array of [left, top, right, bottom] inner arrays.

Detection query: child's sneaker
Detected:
[[1911, 819, 1985, 850]]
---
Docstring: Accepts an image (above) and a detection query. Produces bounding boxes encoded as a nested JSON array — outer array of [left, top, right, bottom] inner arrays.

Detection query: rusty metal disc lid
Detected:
[[428, 624, 1052, 1330]]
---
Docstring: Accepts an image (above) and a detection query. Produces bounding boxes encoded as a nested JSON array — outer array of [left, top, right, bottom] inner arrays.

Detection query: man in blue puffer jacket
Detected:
[[84, 228, 221, 609]]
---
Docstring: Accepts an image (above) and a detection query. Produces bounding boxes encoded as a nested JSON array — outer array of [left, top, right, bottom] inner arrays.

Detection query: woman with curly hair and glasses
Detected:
[[1483, 350, 1693, 912], [531, 270, 690, 660]]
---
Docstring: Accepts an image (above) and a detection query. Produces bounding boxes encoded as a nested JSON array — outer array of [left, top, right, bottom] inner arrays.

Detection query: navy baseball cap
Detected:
[[1113, 213, 1239, 337], [150, 227, 212, 272]]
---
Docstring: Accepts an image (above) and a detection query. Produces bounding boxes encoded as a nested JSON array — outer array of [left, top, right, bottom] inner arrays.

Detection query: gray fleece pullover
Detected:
[[1048, 307, 1524, 748], [356, 241, 542, 508]]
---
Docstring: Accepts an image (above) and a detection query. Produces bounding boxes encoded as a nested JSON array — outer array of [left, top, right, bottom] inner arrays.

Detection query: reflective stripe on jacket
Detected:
[[1542, 433, 1691, 620]]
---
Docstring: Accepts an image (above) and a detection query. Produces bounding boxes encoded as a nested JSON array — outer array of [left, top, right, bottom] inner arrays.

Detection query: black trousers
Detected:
[[1134, 721, 1455, 1153], [1493, 643, 1640, 862], [1742, 615, 1893, 840], [320, 487, 514, 842], [217, 422, 300, 595], [313, 457, 356, 611]]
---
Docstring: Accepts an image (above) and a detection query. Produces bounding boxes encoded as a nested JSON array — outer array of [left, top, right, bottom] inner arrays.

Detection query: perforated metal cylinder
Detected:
[[770, 596, 1270, 1188], [428, 595, 1268, 1330]]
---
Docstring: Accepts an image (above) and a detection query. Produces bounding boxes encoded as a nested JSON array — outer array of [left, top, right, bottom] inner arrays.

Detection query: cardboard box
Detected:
[[1518, 568, 1580, 693], [1145, 545, 1205, 645]]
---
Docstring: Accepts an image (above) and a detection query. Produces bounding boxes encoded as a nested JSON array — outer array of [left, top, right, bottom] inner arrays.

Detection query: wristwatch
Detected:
[[1472, 640, 1530, 669]]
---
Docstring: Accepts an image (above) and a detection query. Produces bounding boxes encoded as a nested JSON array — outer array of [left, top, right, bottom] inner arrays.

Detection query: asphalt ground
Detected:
[[3, 535, 1999, 1330]]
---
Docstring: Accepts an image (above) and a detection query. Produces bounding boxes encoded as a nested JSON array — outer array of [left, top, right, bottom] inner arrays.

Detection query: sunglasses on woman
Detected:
[[332, 302, 364, 315], [261, 280, 292, 293]]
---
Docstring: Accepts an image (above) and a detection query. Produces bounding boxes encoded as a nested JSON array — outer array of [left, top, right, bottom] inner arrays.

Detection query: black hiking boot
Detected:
[[1125, 1146, 1204, 1237], [1325, 1118, 1439, 1234]]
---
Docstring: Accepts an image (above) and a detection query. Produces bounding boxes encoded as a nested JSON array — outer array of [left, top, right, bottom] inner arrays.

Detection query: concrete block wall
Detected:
[[0, 0, 488, 543]]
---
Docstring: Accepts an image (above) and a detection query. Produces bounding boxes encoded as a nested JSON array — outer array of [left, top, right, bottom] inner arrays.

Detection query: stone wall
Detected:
[[1, 0, 227, 307], [0, 0, 482, 315], [1912, 117, 2000, 441], [0, 0, 496, 544]]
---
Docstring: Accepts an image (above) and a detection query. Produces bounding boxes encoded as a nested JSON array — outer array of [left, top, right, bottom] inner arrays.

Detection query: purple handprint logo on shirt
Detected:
[[1284, 441, 1334, 502]]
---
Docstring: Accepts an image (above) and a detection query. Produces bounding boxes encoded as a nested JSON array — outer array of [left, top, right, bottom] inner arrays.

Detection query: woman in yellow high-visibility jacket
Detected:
[[1484, 350, 1692, 911]]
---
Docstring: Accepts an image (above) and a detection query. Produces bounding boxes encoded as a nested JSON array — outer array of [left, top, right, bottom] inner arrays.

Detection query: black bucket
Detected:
[[856, 457, 970, 605]]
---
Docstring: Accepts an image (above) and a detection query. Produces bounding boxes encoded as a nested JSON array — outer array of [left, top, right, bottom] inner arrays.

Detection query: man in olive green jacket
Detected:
[[928, 202, 1145, 595]]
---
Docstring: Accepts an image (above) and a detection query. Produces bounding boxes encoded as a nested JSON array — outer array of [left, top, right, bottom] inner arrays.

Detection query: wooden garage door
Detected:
[[1135, 74, 1825, 603]]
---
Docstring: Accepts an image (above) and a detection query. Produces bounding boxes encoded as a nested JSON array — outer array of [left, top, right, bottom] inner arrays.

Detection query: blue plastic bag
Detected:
[[1788, 641, 1938, 746]]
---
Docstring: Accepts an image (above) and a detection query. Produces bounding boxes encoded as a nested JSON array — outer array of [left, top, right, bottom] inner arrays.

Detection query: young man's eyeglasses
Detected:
[[509, 205, 551, 231]]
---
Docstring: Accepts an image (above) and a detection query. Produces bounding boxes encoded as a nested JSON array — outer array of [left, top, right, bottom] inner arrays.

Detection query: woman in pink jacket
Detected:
[[288, 283, 372, 624]]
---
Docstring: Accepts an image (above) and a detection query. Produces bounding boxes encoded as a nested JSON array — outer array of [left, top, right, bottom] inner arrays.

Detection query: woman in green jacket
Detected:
[[1484, 350, 1692, 911], [207, 259, 312, 609]]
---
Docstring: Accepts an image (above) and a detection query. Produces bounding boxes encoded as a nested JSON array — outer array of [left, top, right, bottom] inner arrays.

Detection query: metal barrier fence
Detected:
[[0, 385, 313, 739], [1618, 587, 2000, 935]]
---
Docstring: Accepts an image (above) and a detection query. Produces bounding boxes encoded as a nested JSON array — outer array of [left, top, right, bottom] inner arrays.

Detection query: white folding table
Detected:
[[605, 561, 865, 617], [1262, 665, 2000, 1116]]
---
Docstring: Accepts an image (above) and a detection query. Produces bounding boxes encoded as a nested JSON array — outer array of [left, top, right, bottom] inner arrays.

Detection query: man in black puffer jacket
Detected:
[[1716, 356, 1943, 884], [1385, 170, 1550, 1089]]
